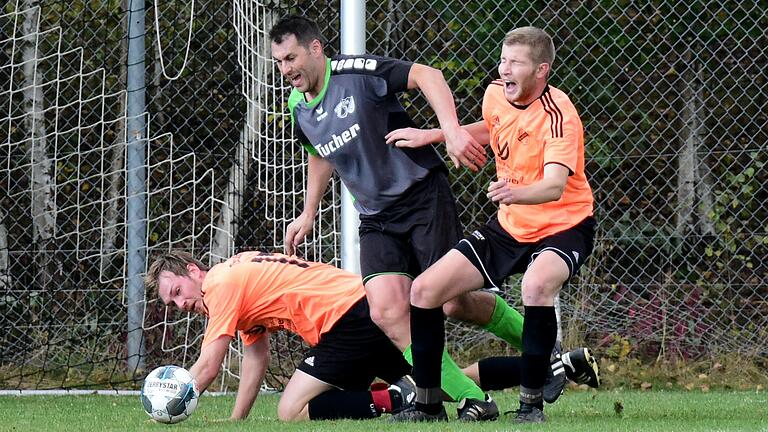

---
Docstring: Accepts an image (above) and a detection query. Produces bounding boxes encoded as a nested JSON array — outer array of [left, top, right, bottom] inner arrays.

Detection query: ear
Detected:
[[186, 262, 199, 276], [537, 62, 550, 79], [309, 39, 323, 57]]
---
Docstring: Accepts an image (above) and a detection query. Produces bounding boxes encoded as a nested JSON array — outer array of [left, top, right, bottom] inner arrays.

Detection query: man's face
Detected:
[[497, 43, 544, 105], [271, 34, 324, 95], [157, 265, 206, 315]]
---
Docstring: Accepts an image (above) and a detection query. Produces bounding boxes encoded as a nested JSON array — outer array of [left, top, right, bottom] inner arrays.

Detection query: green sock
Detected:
[[482, 294, 524, 350], [403, 345, 485, 401]]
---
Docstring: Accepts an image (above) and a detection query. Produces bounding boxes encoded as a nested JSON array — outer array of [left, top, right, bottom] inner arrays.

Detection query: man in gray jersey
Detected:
[[270, 15, 565, 421]]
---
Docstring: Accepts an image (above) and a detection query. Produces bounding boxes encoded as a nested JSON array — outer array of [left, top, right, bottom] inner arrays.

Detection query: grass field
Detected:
[[1, 389, 766, 432]]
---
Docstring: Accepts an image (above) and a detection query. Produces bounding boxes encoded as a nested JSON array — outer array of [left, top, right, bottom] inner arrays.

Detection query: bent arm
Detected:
[[407, 64, 463, 136], [488, 163, 570, 205], [231, 336, 270, 420]]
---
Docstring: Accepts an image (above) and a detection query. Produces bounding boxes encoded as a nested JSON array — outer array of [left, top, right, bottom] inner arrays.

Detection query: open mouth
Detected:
[[289, 73, 303, 87], [503, 80, 517, 94]]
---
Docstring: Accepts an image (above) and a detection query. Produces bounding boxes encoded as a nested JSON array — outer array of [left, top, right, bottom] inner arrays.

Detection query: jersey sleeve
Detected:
[[543, 113, 580, 175], [333, 54, 412, 96], [201, 271, 245, 349]]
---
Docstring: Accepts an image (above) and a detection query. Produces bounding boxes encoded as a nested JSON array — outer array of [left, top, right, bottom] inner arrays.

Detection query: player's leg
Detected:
[[359, 217, 413, 351], [393, 249, 486, 421], [284, 299, 410, 420], [363, 274, 411, 350], [515, 216, 596, 423], [277, 369, 336, 421], [444, 290, 524, 350], [360, 174, 490, 409], [514, 250, 567, 422]]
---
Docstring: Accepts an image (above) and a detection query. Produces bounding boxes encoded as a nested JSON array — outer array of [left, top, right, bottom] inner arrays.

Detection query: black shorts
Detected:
[[296, 298, 411, 390], [358, 169, 462, 283], [455, 216, 596, 289]]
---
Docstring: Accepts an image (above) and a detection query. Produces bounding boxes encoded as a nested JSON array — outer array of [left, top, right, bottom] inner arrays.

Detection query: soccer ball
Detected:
[[140, 365, 199, 424]]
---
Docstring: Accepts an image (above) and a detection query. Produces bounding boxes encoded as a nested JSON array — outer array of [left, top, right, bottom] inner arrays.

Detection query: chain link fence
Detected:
[[1, 0, 766, 391]]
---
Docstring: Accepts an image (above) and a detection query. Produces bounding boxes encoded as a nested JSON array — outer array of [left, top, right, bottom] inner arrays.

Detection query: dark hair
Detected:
[[144, 250, 209, 294], [269, 14, 324, 47]]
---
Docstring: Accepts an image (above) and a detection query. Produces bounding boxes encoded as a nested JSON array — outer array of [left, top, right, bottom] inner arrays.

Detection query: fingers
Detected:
[[385, 128, 415, 146], [283, 230, 296, 255], [449, 154, 461, 169], [488, 180, 506, 192]]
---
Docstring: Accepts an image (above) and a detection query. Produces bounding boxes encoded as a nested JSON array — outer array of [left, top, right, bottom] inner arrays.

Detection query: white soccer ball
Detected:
[[140, 365, 199, 424]]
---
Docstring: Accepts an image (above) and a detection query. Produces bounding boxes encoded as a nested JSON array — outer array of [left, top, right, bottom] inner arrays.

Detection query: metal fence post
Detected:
[[339, 0, 365, 274], [126, 0, 147, 373]]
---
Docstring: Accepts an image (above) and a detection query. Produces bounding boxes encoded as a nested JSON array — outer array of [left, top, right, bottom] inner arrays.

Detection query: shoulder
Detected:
[[330, 54, 411, 76], [543, 85, 579, 114]]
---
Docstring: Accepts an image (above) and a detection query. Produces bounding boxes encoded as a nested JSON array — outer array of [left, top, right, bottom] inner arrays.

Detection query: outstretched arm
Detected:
[[189, 335, 231, 393], [385, 120, 490, 149], [230, 336, 270, 420], [405, 64, 487, 171]]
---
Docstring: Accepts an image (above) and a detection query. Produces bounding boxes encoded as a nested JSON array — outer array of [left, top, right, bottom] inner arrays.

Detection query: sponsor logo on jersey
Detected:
[[331, 58, 378, 72], [517, 130, 529, 143], [334, 96, 356, 119], [317, 123, 361, 157], [494, 135, 510, 160], [315, 105, 327, 122]]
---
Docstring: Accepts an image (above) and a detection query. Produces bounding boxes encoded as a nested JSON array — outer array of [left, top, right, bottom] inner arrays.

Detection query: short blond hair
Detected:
[[144, 251, 209, 294], [503, 26, 555, 67]]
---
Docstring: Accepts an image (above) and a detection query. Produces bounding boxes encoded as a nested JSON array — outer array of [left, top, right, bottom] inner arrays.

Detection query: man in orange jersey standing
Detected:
[[145, 250, 417, 421], [388, 27, 598, 423]]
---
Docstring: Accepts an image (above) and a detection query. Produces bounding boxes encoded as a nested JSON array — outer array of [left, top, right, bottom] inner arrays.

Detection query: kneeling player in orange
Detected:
[[145, 250, 415, 421]]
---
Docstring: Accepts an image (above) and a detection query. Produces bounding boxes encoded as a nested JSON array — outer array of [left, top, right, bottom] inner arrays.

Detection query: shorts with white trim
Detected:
[[454, 216, 596, 290], [296, 297, 411, 391]]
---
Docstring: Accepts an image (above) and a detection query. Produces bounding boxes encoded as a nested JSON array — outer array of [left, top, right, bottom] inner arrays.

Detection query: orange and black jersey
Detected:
[[201, 251, 365, 348], [482, 82, 594, 242]]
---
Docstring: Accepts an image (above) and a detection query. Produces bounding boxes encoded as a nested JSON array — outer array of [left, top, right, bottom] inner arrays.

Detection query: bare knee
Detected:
[[410, 277, 443, 308], [521, 276, 559, 306], [369, 301, 409, 330], [277, 399, 305, 422]]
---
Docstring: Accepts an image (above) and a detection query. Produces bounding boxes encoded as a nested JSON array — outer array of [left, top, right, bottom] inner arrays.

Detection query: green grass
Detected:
[[1, 389, 766, 432]]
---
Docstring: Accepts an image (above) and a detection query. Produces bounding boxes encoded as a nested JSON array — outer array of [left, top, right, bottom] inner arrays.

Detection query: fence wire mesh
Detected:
[[1, 0, 766, 391]]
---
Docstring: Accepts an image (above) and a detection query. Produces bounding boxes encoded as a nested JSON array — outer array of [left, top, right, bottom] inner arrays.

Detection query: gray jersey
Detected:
[[288, 55, 445, 215]]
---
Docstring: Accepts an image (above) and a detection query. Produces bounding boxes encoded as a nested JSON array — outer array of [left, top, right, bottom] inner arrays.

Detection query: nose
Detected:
[[175, 299, 186, 311]]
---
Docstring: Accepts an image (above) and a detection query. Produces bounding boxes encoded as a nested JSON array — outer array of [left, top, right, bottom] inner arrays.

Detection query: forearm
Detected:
[[421, 121, 489, 146], [231, 338, 270, 420], [505, 177, 566, 205]]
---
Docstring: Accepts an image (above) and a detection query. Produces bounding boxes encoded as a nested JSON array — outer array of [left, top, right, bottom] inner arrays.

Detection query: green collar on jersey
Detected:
[[288, 57, 332, 121]]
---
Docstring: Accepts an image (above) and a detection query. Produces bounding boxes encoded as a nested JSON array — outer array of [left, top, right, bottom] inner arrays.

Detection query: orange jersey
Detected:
[[482, 83, 594, 242], [200, 251, 365, 348]]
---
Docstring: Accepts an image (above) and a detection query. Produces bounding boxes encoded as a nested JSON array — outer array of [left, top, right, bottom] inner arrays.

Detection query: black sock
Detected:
[[308, 390, 378, 419], [410, 304, 444, 413], [520, 305, 557, 409], [477, 356, 522, 391]]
